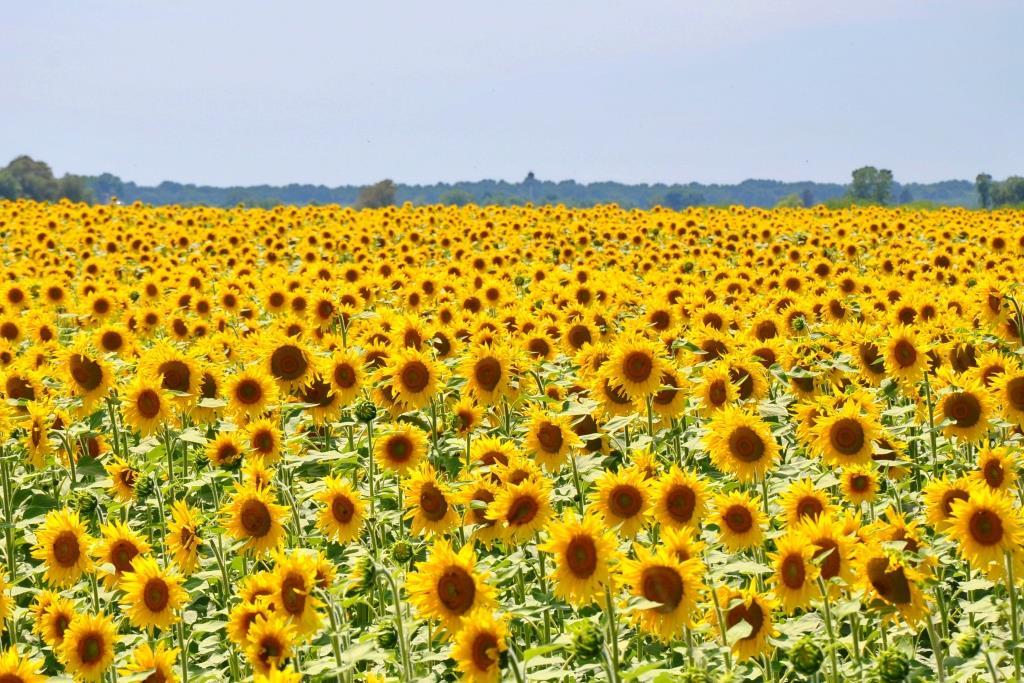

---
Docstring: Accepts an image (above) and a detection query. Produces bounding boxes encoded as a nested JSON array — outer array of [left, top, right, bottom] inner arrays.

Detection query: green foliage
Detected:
[[976, 173, 993, 209], [850, 166, 894, 205], [356, 179, 397, 209], [773, 193, 804, 208], [438, 188, 474, 206], [991, 176, 1024, 207], [0, 155, 95, 203]]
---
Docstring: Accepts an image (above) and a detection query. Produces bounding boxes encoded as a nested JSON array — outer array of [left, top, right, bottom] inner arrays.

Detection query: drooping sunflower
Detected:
[[538, 510, 619, 606], [451, 609, 509, 683], [711, 491, 764, 551], [31, 508, 96, 587], [619, 545, 704, 641], [406, 539, 497, 636], [166, 499, 203, 574], [488, 476, 553, 543], [245, 613, 297, 676], [0, 646, 46, 683], [120, 556, 188, 631], [226, 366, 279, 420], [373, 423, 428, 475], [948, 487, 1024, 580], [769, 534, 820, 613], [223, 483, 288, 555], [810, 401, 880, 467], [709, 587, 777, 660], [590, 467, 652, 538], [271, 550, 323, 636], [61, 612, 118, 682], [120, 642, 179, 683], [121, 376, 174, 436], [857, 543, 930, 625], [314, 476, 366, 544], [705, 407, 779, 482], [404, 464, 459, 537], [93, 520, 152, 589]]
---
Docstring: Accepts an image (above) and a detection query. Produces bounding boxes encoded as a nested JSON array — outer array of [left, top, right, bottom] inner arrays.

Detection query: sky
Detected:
[[2, 1, 1022, 187]]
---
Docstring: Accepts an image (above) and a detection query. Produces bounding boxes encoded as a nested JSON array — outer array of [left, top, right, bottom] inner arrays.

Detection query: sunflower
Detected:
[[857, 543, 930, 625], [619, 545, 703, 641], [603, 336, 666, 400], [121, 376, 174, 436], [61, 340, 113, 409], [938, 380, 993, 443], [166, 499, 203, 574], [120, 556, 187, 631], [538, 511, 619, 606], [488, 477, 553, 543], [223, 483, 288, 555], [263, 338, 313, 392], [406, 539, 497, 636], [373, 423, 428, 475], [524, 408, 581, 470], [404, 464, 459, 537], [22, 401, 53, 468], [246, 417, 283, 464], [797, 514, 855, 585], [245, 613, 297, 676], [31, 508, 95, 587], [712, 491, 764, 551], [205, 431, 245, 468], [451, 610, 509, 683], [461, 344, 517, 406], [840, 465, 879, 505], [590, 467, 652, 538], [324, 349, 363, 407], [705, 407, 779, 482], [810, 401, 879, 467], [104, 457, 140, 502], [141, 344, 201, 407], [314, 476, 366, 544], [884, 326, 929, 384], [93, 521, 152, 588], [949, 487, 1024, 580], [778, 478, 835, 527], [969, 446, 1016, 492], [385, 347, 442, 410], [923, 476, 972, 531], [658, 526, 706, 566], [271, 550, 323, 635], [0, 646, 46, 683], [650, 366, 688, 419], [451, 397, 483, 436], [36, 592, 77, 649], [226, 366, 279, 420], [769, 534, 820, 613], [228, 600, 271, 648], [709, 587, 777, 660], [693, 364, 737, 417], [61, 612, 118, 682], [120, 642, 179, 683], [458, 478, 502, 546]]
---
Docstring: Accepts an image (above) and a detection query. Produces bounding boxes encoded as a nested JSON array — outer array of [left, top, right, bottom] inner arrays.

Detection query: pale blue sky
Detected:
[[2, 1, 1021, 186]]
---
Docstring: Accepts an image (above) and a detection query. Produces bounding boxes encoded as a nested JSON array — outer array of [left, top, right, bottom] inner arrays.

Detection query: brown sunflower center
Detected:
[[240, 500, 272, 537], [724, 504, 753, 534], [385, 436, 412, 463], [944, 392, 981, 428], [859, 343, 884, 374], [726, 600, 765, 640], [623, 351, 654, 384], [137, 389, 162, 419], [707, 379, 728, 406], [270, 345, 308, 381], [419, 484, 449, 522], [608, 484, 642, 519], [602, 379, 632, 405], [536, 424, 563, 454], [333, 363, 356, 389], [77, 633, 105, 664], [813, 539, 841, 580], [471, 632, 499, 672], [101, 331, 123, 352], [399, 361, 430, 393], [144, 577, 170, 612], [850, 474, 871, 492], [507, 495, 539, 526], [70, 354, 103, 391], [892, 339, 917, 368], [641, 566, 684, 614], [728, 426, 765, 463], [984, 460, 1005, 488], [281, 574, 306, 615], [110, 540, 139, 573], [567, 325, 592, 350], [866, 557, 912, 605], [473, 357, 502, 392], [565, 535, 598, 578], [665, 484, 696, 524], [331, 494, 355, 524], [780, 554, 806, 589], [969, 509, 1004, 545], [653, 372, 679, 406], [158, 360, 191, 393], [941, 489, 969, 516], [437, 567, 475, 615], [829, 418, 865, 455], [53, 531, 81, 567], [729, 367, 753, 400], [796, 496, 824, 520], [1007, 378, 1024, 411]]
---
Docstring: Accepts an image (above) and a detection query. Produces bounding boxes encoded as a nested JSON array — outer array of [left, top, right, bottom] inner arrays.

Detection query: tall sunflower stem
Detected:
[[603, 585, 621, 676], [817, 577, 841, 683], [925, 611, 946, 683], [1006, 551, 1021, 680], [569, 455, 585, 515], [923, 375, 940, 477], [177, 620, 190, 683], [380, 568, 414, 681]]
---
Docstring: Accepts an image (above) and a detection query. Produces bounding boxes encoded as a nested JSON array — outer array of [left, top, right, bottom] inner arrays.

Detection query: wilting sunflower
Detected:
[[374, 423, 428, 475], [797, 514, 855, 585], [769, 534, 820, 613], [271, 550, 323, 635], [314, 476, 366, 544], [524, 408, 581, 470], [948, 487, 1024, 580], [223, 483, 288, 555], [712, 491, 764, 551], [93, 521, 152, 589], [705, 407, 779, 482], [778, 478, 835, 527], [406, 539, 497, 635], [120, 642, 179, 683], [61, 612, 118, 682], [31, 508, 96, 587], [226, 366, 279, 420], [121, 376, 174, 436], [120, 556, 188, 631], [810, 401, 879, 467], [538, 511, 619, 606], [451, 610, 509, 683], [404, 464, 459, 537], [603, 336, 666, 400], [488, 476, 553, 543], [461, 343, 517, 406], [857, 543, 930, 625], [938, 380, 993, 443], [105, 457, 139, 502], [386, 347, 442, 410], [970, 446, 1016, 492], [245, 613, 297, 676], [166, 500, 203, 574], [619, 545, 704, 641], [590, 467, 652, 537], [840, 465, 880, 505], [0, 647, 45, 683], [709, 587, 777, 660]]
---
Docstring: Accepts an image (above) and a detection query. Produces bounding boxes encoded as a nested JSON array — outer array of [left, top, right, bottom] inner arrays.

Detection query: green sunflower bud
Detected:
[[354, 401, 377, 424], [375, 624, 398, 649], [569, 621, 603, 662], [875, 648, 910, 683], [390, 540, 414, 564], [954, 627, 980, 659], [134, 474, 155, 499], [790, 635, 825, 675], [74, 491, 98, 515], [676, 667, 713, 683]]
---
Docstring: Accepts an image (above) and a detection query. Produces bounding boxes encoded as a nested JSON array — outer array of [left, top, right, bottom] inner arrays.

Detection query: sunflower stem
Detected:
[[925, 610, 946, 683], [380, 568, 414, 680], [603, 585, 621, 677], [569, 455, 585, 515], [1006, 551, 1021, 680], [177, 620, 190, 683], [817, 577, 841, 683], [709, 583, 733, 670], [923, 374, 940, 477]]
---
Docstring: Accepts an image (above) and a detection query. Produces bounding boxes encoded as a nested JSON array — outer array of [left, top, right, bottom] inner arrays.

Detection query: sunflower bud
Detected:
[[513, 275, 526, 288], [74, 491, 98, 515], [347, 554, 378, 595], [677, 667, 712, 683], [134, 474, 155, 499], [954, 627, 980, 659], [569, 621, 603, 662], [875, 648, 910, 683], [390, 539, 414, 564], [354, 401, 377, 424], [789, 635, 825, 675], [375, 625, 398, 649]]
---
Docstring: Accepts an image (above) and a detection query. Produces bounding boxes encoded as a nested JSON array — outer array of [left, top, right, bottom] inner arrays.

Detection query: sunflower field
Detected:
[[0, 200, 1023, 683]]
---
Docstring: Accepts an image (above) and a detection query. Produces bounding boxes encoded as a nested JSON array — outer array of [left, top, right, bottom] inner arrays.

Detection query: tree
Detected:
[[849, 166, 893, 205], [0, 171, 21, 200], [58, 175, 94, 203], [992, 177, 1024, 207], [800, 188, 815, 207], [976, 173, 993, 209], [898, 188, 913, 204], [774, 193, 804, 208], [355, 179, 396, 209], [4, 155, 60, 201], [660, 187, 705, 210], [439, 188, 474, 206]]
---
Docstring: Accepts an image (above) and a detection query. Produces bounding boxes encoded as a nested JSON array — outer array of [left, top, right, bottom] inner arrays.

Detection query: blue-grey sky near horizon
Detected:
[[2, 1, 1022, 187]]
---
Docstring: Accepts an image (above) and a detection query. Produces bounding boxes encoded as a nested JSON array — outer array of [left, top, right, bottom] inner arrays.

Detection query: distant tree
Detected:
[[661, 188, 705, 210], [849, 166, 893, 205], [774, 193, 804, 208], [992, 177, 1024, 207], [58, 175, 94, 203], [976, 173, 993, 209], [898, 188, 913, 204], [0, 170, 21, 200], [356, 179, 396, 209], [800, 188, 815, 207], [874, 169, 894, 204], [4, 155, 60, 201], [439, 188, 474, 206]]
